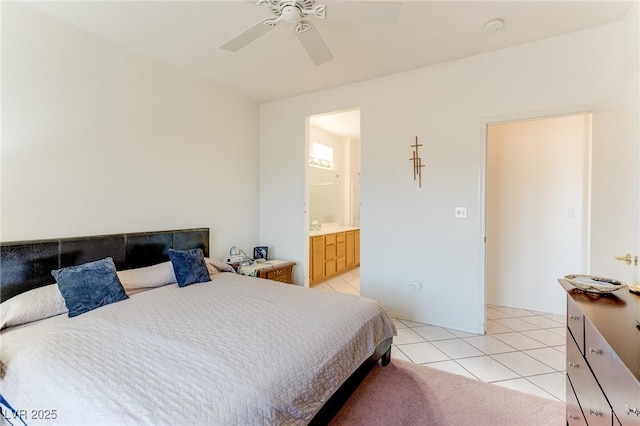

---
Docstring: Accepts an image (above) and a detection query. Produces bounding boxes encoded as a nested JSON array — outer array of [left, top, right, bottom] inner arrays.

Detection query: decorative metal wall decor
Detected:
[[410, 136, 425, 188]]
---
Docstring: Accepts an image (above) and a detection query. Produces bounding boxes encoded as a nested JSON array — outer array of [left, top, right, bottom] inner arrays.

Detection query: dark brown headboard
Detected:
[[0, 228, 209, 303]]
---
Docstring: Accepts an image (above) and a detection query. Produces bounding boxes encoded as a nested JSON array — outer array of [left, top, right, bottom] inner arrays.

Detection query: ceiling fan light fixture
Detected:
[[221, 0, 403, 65], [281, 5, 303, 23]]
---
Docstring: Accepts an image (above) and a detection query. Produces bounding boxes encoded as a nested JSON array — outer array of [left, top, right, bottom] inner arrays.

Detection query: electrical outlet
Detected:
[[455, 207, 467, 218]]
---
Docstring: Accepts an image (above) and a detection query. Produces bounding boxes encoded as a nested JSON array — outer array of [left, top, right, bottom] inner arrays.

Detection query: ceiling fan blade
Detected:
[[220, 20, 274, 52], [295, 22, 333, 65], [328, 1, 402, 25]]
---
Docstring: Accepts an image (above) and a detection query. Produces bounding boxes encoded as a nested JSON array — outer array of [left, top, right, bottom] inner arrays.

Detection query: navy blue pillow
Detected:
[[52, 257, 128, 318], [168, 248, 211, 287]]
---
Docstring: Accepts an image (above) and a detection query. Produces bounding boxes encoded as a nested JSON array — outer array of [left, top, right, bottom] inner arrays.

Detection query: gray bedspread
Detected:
[[0, 272, 395, 425]]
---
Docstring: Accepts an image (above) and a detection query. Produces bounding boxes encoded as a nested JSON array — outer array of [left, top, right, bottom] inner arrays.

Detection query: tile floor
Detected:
[[311, 268, 567, 402]]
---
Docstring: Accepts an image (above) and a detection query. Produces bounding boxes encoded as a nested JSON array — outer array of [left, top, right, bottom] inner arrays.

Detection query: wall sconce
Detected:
[[410, 136, 425, 188]]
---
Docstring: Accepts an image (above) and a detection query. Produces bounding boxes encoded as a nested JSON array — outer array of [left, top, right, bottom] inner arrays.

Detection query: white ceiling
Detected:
[[25, 1, 633, 103]]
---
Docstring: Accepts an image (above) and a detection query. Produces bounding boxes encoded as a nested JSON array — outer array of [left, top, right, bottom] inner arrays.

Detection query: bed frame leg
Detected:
[[381, 346, 391, 366]]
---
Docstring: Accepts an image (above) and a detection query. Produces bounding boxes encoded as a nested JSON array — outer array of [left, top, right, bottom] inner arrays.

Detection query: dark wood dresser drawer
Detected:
[[567, 321, 612, 426], [584, 315, 613, 394], [256, 262, 295, 284], [611, 352, 640, 426], [269, 275, 290, 283], [567, 329, 588, 388], [567, 296, 585, 354], [577, 372, 612, 426], [567, 376, 588, 425], [261, 266, 292, 283], [265, 268, 290, 282]]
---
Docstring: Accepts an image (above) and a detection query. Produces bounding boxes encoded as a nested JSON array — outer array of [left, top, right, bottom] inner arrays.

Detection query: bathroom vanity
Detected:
[[309, 227, 359, 285]]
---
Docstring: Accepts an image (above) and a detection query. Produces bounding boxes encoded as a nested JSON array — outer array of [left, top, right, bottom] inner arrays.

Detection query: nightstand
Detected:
[[237, 260, 296, 284]]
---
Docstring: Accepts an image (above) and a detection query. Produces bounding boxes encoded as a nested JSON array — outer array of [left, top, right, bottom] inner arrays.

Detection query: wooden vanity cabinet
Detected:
[[346, 231, 356, 269], [354, 230, 360, 265], [310, 236, 324, 283], [336, 232, 346, 272], [309, 230, 360, 285], [325, 233, 337, 276]]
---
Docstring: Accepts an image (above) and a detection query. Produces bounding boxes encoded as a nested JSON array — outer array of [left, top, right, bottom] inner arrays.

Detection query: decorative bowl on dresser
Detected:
[[559, 279, 640, 426]]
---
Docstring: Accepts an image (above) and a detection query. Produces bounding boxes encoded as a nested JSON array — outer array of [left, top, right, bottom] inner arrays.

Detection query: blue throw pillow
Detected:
[[168, 248, 211, 287], [52, 257, 128, 318]]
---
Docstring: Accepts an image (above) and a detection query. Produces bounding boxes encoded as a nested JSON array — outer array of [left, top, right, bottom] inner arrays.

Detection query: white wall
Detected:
[[1, 2, 260, 259], [486, 115, 589, 314], [623, 0, 640, 77], [349, 136, 361, 227], [260, 22, 628, 333]]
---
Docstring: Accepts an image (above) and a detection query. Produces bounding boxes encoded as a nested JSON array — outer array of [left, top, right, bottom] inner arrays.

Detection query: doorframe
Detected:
[[478, 105, 594, 333], [304, 107, 362, 288]]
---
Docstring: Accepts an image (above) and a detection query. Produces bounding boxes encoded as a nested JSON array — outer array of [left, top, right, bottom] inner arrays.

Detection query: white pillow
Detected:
[[117, 258, 235, 296], [0, 284, 68, 330], [204, 257, 236, 274], [117, 261, 177, 295]]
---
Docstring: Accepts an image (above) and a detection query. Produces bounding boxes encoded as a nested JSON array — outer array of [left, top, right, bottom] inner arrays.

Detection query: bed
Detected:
[[0, 228, 395, 425]]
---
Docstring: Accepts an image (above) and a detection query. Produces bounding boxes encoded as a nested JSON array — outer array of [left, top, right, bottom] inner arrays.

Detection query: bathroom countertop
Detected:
[[309, 226, 360, 237]]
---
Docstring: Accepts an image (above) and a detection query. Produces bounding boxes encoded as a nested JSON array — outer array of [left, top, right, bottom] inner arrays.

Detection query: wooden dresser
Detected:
[[256, 261, 295, 284], [235, 260, 296, 284], [559, 279, 640, 426]]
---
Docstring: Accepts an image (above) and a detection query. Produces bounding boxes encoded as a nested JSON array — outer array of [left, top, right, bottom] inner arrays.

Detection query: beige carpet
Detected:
[[330, 359, 565, 426]]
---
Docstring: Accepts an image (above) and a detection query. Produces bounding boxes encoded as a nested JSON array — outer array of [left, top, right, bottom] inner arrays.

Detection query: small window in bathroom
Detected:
[[310, 142, 333, 169]]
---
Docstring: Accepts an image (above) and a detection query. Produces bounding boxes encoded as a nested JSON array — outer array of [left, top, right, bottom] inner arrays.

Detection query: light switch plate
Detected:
[[455, 207, 467, 218]]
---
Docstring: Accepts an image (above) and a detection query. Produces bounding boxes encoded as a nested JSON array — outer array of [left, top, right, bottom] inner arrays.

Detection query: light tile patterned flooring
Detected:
[[311, 268, 567, 402]]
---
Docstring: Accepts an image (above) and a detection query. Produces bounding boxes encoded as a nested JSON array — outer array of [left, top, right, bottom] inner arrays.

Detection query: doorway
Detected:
[[306, 109, 361, 295], [485, 114, 591, 315]]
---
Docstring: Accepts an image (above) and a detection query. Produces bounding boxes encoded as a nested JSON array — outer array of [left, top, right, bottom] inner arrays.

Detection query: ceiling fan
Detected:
[[220, 0, 402, 65]]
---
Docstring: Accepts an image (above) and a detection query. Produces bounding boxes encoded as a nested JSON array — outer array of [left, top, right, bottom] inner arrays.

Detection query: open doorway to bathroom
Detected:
[[307, 109, 361, 295]]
